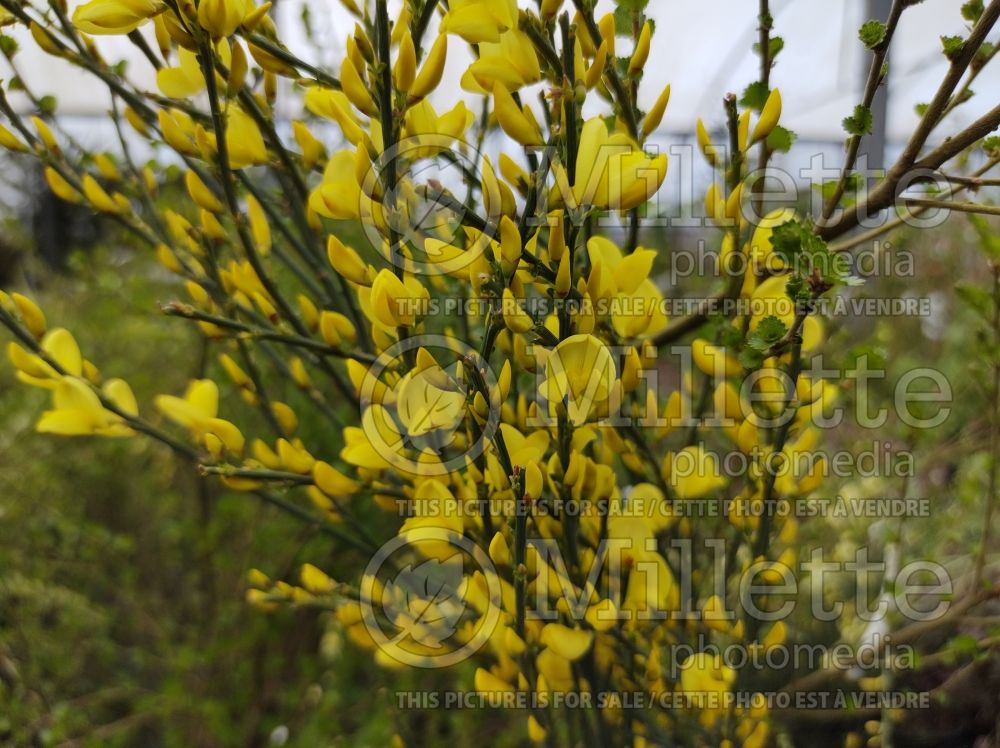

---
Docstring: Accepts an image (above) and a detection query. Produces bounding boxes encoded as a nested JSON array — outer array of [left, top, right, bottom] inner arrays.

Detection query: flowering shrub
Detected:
[[1, 0, 1000, 745]]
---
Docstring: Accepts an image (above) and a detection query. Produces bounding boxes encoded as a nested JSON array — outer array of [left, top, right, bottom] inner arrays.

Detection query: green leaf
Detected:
[[859, 20, 887, 49], [983, 135, 1000, 155], [738, 348, 764, 370], [739, 81, 769, 111], [961, 0, 984, 21], [37, 95, 57, 115], [0, 34, 17, 57], [947, 633, 980, 657], [973, 42, 995, 70], [770, 219, 852, 290], [914, 102, 929, 117], [766, 125, 796, 153], [954, 282, 992, 320], [941, 35, 965, 61], [753, 36, 784, 60], [746, 316, 788, 352], [969, 214, 1000, 261], [842, 105, 873, 136]]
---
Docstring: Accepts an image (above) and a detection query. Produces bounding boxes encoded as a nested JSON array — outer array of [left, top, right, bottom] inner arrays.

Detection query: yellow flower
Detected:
[[678, 651, 736, 726], [492, 83, 543, 146], [539, 623, 593, 661], [668, 445, 728, 499], [395, 360, 466, 439], [539, 334, 618, 426], [585, 237, 667, 338], [225, 106, 268, 168], [748, 207, 797, 273], [197, 0, 251, 38], [749, 275, 824, 353], [340, 55, 377, 117], [620, 551, 678, 623], [155, 379, 245, 454], [440, 0, 516, 44], [8, 327, 82, 388], [463, 30, 540, 92], [72, 0, 160, 35], [402, 100, 474, 157], [312, 460, 359, 495], [692, 338, 742, 378], [156, 47, 206, 98], [37, 376, 135, 437], [308, 150, 364, 220], [300, 563, 336, 595], [292, 121, 326, 170], [303, 89, 367, 146], [573, 118, 667, 211], [367, 269, 429, 329], [326, 234, 371, 286]]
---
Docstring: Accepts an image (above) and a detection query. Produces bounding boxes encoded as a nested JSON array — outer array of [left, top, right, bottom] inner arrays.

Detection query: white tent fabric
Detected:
[[1, 0, 995, 145]]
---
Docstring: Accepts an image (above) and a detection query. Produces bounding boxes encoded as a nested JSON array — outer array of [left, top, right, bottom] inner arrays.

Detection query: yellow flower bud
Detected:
[[555, 251, 571, 297], [584, 41, 607, 89], [697, 118, 721, 166], [246, 193, 271, 256], [738, 108, 751, 152], [641, 84, 670, 139], [498, 215, 522, 275], [527, 716, 546, 744], [296, 294, 319, 330], [185, 170, 224, 213], [197, 0, 246, 38], [292, 121, 326, 170], [502, 288, 534, 334], [524, 461, 543, 499], [628, 22, 651, 76], [597, 13, 615, 57], [227, 40, 249, 96], [271, 401, 298, 433], [340, 56, 377, 116], [0, 123, 28, 153], [327, 234, 371, 286], [488, 532, 511, 566], [31, 116, 59, 153], [82, 175, 122, 214], [313, 460, 360, 495], [751, 88, 782, 144], [11, 293, 47, 339], [409, 34, 447, 101], [44, 167, 80, 203], [540, 0, 563, 20], [393, 31, 416, 94], [493, 83, 542, 146], [300, 563, 335, 594]]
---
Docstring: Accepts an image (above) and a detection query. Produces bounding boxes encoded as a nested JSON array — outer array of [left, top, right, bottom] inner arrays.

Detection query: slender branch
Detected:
[[818, 0, 907, 225]]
